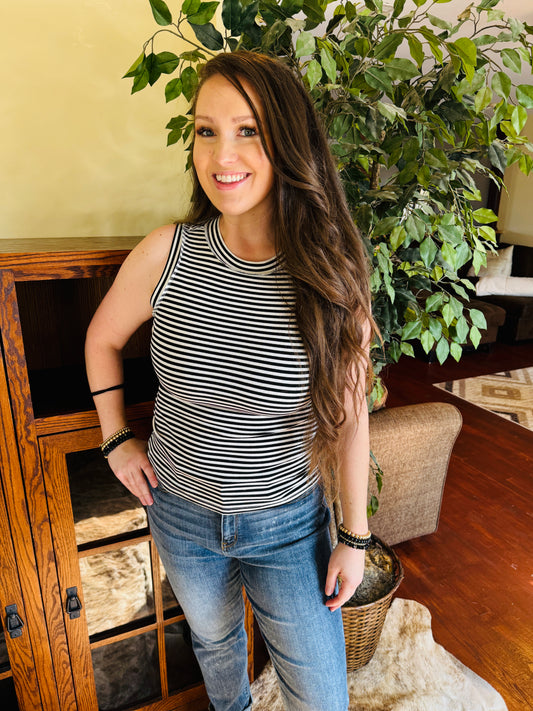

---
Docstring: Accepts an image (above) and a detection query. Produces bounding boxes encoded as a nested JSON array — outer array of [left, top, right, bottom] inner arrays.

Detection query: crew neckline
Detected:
[[205, 217, 280, 275]]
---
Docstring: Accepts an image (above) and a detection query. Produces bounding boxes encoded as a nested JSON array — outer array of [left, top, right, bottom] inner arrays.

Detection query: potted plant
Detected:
[[124, 0, 533, 393]]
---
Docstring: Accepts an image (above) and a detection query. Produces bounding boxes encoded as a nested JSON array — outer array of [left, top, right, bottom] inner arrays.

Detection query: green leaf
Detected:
[[182, 0, 201, 14], [488, 141, 507, 173], [438, 224, 463, 244], [296, 31, 315, 58], [421, 330, 435, 354], [435, 337, 450, 364], [364, 67, 393, 95], [167, 129, 182, 146], [187, 1, 219, 24], [441, 241, 456, 268], [390, 225, 406, 249], [469, 308, 487, 330], [511, 105, 528, 135], [474, 86, 492, 114], [450, 37, 477, 67], [320, 47, 337, 84], [492, 72, 511, 99], [222, 0, 242, 34], [149, 0, 173, 25], [473, 208, 497, 224], [384, 58, 419, 81], [401, 342, 415, 357], [428, 13, 452, 31], [124, 52, 146, 78], [517, 84, 533, 109], [166, 115, 189, 131], [374, 33, 403, 60], [306, 59, 322, 90], [405, 214, 425, 242], [442, 302, 454, 327], [132, 66, 150, 94], [392, 0, 407, 17], [165, 77, 183, 102], [402, 320, 421, 340], [367, 494, 379, 518], [155, 51, 180, 75], [450, 341, 462, 361], [428, 318, 443, 341], [426, 292, 443, 312], [181, 66, 199, 101], [420, 236, 438, 267], [190, 22, 224, 50], [469, 325, 482, 349], [455, 315, 469, 343], [407, 35, 425, 67], [375, 216, 399, 235], [501, 48, 522, 73]]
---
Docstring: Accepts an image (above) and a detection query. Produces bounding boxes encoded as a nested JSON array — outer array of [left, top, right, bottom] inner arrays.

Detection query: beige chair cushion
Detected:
[[368, 402, 462, 545], [328, 402, 462, 547]]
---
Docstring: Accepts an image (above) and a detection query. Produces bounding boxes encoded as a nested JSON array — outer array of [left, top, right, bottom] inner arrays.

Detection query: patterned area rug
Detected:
[[433, 367, 533, 431], [251, 598, 507, 711]]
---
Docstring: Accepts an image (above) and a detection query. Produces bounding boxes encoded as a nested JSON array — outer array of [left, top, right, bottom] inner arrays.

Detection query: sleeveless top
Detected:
[[148, 218, 318, 514]]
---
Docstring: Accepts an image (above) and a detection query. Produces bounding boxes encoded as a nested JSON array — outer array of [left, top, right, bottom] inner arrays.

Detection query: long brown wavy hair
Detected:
[[185, 50, 377, 497]]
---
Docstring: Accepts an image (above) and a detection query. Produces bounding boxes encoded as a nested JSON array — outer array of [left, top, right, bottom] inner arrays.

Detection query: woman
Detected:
[[86, 50, 376, 711]]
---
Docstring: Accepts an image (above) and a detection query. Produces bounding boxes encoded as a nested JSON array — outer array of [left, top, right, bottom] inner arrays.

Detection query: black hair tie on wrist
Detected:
[[91, 383, 124, 397]]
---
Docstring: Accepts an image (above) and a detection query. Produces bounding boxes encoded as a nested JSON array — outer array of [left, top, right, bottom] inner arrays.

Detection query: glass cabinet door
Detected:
[[39, 424, 209, 711]]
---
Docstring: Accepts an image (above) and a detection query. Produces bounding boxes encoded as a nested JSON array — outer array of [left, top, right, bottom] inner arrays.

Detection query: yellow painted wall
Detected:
[[1, 1, 191, 239], [497, 115, 533, 248]]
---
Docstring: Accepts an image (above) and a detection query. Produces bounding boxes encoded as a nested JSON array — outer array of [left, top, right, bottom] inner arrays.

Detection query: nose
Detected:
[[213, 136, 238, 165]]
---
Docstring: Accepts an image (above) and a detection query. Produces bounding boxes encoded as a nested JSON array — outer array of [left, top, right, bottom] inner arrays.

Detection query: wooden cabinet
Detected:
[[0, 240, 253, 711]]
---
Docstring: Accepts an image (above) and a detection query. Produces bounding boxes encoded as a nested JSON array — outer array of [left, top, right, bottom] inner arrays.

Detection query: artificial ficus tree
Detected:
[[125, 0, 533, 376]]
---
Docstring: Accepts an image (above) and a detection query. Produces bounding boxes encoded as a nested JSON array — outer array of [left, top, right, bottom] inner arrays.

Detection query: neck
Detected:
[[219, 213, 276, 262]]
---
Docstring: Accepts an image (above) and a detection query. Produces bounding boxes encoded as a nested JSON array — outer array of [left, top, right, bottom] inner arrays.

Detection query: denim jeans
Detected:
[[147, 484, 348, 711]]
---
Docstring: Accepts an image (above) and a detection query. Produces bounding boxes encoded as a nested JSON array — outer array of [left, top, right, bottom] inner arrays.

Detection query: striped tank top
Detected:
[[148, 218, 318, 513]]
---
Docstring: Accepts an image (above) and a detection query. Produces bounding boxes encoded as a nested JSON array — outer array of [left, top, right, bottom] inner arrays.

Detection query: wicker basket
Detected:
[[342, 536, 404, 671]]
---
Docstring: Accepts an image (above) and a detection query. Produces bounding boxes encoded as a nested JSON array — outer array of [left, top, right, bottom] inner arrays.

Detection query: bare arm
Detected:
[[325, 321, 371, 612], [85, 224, 176, 505]]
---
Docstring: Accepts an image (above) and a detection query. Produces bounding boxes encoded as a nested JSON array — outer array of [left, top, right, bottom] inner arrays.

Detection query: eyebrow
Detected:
[[194, 114, 256, 123]]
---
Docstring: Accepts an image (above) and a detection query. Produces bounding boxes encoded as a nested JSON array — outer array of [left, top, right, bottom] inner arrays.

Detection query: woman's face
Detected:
[[193, 74, 274, 224]]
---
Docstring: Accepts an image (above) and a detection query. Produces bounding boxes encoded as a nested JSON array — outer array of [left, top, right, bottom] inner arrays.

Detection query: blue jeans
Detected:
[[147, 485, 348, 711]]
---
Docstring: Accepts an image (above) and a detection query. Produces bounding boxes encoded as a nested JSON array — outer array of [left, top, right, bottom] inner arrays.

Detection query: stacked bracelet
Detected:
[[101, 426, 134, 458], [337, 524, 373, 550]]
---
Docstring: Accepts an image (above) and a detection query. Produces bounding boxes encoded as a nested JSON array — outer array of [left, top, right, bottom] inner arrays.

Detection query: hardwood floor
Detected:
[[383, 341, 533, 711]]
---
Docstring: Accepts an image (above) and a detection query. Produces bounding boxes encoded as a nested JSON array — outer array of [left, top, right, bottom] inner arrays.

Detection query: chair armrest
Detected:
[[367, 402, 462, 545]]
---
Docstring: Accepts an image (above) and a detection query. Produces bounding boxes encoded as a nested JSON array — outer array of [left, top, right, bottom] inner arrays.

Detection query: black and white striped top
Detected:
[[148, 218, 318, 513]]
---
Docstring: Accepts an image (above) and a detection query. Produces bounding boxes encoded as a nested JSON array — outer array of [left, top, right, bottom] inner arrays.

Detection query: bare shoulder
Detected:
[[121, 223, 178, 291]]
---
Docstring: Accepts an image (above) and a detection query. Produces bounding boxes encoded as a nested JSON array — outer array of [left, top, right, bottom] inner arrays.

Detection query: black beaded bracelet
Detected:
[[337, 525, 373, 550], [101, 426, 134, 458]]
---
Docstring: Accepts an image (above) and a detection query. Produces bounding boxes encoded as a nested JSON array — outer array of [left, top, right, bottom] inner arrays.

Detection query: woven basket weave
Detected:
[[342, 536, 404, 671]]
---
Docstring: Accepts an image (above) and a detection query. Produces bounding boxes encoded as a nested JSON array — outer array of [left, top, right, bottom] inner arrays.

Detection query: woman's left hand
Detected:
[[325, 544, 365, 612]]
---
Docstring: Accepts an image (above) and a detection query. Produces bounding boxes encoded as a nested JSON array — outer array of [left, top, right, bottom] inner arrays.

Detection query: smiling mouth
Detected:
[[215, 173, 249, 184]]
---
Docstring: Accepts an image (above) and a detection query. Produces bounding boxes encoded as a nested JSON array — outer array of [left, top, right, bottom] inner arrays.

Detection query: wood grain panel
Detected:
[[0, 271, 69, 711]]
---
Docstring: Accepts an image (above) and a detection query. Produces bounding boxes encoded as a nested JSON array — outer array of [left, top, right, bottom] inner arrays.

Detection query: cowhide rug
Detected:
[[250, 598, 507, 711]]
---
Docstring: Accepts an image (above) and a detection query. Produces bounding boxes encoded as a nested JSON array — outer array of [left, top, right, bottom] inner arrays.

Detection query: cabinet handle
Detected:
[[65, 587, 82, 619], [5, 604, 24, 639]]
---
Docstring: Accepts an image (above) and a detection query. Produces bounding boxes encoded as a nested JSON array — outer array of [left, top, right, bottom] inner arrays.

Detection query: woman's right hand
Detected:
[[107, 438, 158, 506]]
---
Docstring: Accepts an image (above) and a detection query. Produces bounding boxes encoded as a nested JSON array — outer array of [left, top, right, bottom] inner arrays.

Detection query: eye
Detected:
[[196, 126, 214, 137], [240, 126, 258, 137]]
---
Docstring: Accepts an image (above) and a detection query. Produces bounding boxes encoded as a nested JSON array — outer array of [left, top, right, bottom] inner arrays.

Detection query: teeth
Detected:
[[215, 173, 247, 183]]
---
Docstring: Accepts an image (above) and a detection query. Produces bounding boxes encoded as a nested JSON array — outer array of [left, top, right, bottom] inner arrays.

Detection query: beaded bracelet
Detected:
[[337, 524, 373, 550], [101, 426, 134, 458]]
